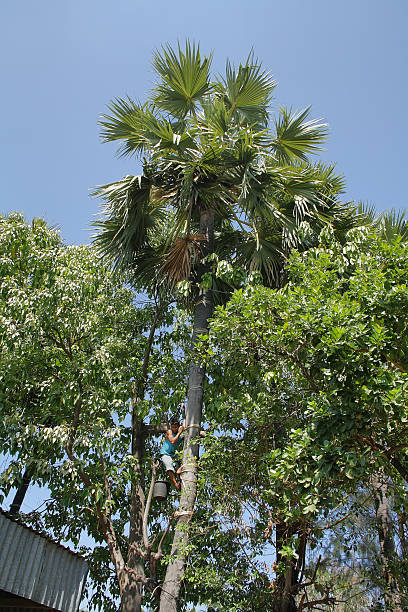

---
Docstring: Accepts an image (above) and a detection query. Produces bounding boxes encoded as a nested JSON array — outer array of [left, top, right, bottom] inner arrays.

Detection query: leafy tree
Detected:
[[93, 41, 350, 611], [200, 226, 408, 610], [0, 213, 191, 612]]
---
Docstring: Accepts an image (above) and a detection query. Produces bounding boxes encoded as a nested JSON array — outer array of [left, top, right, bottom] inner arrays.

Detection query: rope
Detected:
[[184, 424, 201, 430], [174, 510, 194, 517]]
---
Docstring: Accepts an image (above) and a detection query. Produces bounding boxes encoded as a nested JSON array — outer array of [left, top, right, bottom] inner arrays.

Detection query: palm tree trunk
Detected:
[[159, 208, 214, 612]]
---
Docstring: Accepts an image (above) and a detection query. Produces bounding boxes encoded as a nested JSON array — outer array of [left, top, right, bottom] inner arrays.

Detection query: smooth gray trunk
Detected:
[[159, 209, 214, 612]]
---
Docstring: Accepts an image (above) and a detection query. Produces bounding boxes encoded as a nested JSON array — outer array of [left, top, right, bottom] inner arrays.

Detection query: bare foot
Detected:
[[175, 482, 181, 491], [176, 466, 183, 475]]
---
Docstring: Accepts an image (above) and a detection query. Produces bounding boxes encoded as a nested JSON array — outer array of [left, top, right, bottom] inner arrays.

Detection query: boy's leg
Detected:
[[167, 470, 180, 491], [161, 454, 180, 490], [175, 459, 182, 475]]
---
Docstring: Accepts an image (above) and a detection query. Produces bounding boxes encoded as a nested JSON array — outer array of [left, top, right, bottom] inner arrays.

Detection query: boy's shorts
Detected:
[[161, 454, 180, 473]]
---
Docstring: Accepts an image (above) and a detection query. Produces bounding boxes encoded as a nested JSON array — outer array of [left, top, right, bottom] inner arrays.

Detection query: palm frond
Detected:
[[355, 201, 378, 224], [312, 162, 346, 195], [238, 164, 295, 230], [213, 224, 245, 260], [273, 106, 328, 163], [198, 96, 231, 137], [92, 175, 165, 269], [336, 204, 408, 244], [239, 232, 284, 285], [152, 41, 212, 119], [100, 99, 194, 157], [100, 98, 147, 156], [128, 245, 165, 291], [378, 208, 408, 242], [338, 201, 379, 237], [216, 53, 276, 126]]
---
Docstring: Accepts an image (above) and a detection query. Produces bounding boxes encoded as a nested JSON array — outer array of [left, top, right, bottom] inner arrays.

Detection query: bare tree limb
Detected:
[[143, 459, 159, 551]]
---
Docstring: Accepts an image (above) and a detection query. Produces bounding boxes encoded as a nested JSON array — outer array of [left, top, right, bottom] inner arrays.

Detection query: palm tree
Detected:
[[93, 41, 349, 612]]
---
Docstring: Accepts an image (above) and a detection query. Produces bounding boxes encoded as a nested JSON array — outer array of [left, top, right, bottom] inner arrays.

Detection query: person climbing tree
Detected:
[[160, 417, 184, 491]]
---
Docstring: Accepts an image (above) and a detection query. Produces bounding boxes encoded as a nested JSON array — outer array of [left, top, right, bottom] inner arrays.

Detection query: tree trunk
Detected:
[[105, 530, 144, 612], [124, 418, 146, 612], [372, 473, 403, 612], [274, 523, 298, 612], [9, 467, 32, 516], [120, 579, 143, 612], [159, 209, 214, 612], [122, 307, 162, 611]]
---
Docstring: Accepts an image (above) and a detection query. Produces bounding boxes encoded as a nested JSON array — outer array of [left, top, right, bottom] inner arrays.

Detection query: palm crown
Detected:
[[93, 41, 349, 291]]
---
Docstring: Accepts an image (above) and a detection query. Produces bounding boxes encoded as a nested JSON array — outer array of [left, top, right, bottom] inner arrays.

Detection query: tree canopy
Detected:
[[198, 226, 408, 609]]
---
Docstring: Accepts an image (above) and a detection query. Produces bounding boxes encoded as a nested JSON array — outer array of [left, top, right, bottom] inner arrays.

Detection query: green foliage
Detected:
[[0, 213, 191, 609], [206, 227, 408, 502], [196, 227, 408, 608]]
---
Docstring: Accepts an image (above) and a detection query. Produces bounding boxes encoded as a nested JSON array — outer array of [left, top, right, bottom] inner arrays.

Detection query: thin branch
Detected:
[[357, 434, 408, 481], [154, 516, 174, 560], [280, 346, 320, 393], [43, 331, 72, 358], [297, 555, 322, 590], [100, 449, 112, 506], [65, 445, 126, 580], [386, 355, 406, 373], [143, 459, 158, 551], [144, 424, 169, 436], [144, 423, 206, 437], [301, 595, 338, 609]]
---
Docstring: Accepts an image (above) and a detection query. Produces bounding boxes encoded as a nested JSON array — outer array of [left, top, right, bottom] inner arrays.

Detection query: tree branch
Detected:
[[143, 459, 158, 551], [100, 449, 112, 506], [154, 516, 174, 560], [65, 445, 127, 585]]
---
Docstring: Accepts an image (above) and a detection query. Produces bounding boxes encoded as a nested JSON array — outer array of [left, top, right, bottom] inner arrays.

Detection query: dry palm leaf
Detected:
[[161, 234, 205, 287]]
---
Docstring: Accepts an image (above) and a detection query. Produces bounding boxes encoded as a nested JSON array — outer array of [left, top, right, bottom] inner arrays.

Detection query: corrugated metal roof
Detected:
[[0, 511, 88, 612], [0, 509, 83, 557]]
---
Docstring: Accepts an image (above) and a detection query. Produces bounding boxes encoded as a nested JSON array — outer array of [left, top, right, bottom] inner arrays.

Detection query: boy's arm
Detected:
[[167, 426, 184, 444]]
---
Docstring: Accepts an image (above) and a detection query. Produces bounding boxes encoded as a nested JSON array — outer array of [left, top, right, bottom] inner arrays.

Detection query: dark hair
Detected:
[[170, 416, 180, 425]]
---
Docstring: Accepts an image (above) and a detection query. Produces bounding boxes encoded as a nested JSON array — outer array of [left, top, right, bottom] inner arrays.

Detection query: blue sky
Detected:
[[1, 0, 407, 244]]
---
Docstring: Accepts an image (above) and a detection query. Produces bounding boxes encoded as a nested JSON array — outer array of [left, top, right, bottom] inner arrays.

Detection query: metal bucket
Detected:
[[153, 480, 168, 500]]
